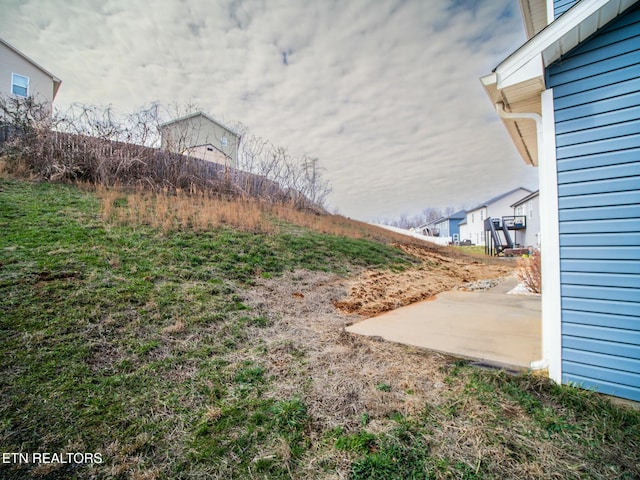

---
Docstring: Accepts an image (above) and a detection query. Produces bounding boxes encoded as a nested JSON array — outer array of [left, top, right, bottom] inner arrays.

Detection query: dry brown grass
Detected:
[[240, 272, 536, 478], [239, 270, 452, 434], [0, 155, 39, 180], [95, 184, 469, 248], [96, 185, 514, 320], [240, 270, 639, 479], [97, 186, 275, 234]]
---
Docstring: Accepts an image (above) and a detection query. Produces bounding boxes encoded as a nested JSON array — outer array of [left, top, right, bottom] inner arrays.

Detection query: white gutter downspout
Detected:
[[495, 102, 542, 166], [495, 101, 549, 372]]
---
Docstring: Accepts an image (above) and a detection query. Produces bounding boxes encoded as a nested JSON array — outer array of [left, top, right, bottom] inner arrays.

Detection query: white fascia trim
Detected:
[[546, 0, 555, 26], [539, 88, 562, 384], [496, 102, 542, 152], [496, 0, 610, 82], [480, 72, 497, 87], [499, 54, 544, 90]]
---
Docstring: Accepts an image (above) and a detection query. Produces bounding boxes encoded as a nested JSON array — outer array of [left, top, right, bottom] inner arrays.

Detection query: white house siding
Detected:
[[0, 41, 57, 106], [463, 188, 532, 246], [458, 221, 469, 243], [513, 193, 541, 248], [463, 207, 487, 245], [187, 145, 231, 166], [546, 5, 640, 401]]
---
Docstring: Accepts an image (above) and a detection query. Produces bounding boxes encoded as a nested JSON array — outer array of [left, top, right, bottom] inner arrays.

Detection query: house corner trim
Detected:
[[539, 87, 562, 383]]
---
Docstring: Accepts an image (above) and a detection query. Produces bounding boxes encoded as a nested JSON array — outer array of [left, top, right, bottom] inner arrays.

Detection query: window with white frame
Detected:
[[11, 73, 29, 97]]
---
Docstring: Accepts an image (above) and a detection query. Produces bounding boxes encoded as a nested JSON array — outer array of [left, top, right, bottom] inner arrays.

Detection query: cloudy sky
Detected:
[[1, 0, 538, 220]]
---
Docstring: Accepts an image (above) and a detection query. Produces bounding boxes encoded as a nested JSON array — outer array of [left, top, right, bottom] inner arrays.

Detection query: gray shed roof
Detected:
[[159, 111, 241, 138]]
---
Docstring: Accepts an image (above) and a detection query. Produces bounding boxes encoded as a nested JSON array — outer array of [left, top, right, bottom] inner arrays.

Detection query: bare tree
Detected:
[[382, 205, 458, 229], [237, 127, 332, 208], [1, 97, 332, 210]]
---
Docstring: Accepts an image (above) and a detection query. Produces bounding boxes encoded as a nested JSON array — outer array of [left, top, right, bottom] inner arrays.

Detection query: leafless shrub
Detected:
[[0, 96, 330, 211], [516, 250, 541, 294], [236, 125, 332, 208]]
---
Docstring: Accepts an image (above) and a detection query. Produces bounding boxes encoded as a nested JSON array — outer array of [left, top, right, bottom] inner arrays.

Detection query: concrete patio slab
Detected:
[[346, 278, 542, 370]]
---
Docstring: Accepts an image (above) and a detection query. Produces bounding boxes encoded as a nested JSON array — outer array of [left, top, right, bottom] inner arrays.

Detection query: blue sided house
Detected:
[[433, 210, 467, 240], [482, 0, 640, 402]]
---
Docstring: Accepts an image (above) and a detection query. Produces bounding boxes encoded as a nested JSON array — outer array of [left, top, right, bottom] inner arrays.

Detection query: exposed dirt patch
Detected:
[[334, 243, 514, 316]]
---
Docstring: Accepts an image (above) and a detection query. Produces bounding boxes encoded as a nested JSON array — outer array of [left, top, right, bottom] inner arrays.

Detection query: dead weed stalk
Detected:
[[516, 250, 541, 294]]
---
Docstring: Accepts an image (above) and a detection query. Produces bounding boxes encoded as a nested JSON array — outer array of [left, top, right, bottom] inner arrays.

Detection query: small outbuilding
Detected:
[[159, 111, 241, 169]]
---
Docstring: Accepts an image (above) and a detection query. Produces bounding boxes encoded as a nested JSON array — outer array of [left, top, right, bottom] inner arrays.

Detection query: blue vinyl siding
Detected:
[[450, 218, 463, 237], [547, 6, 640, 402], [554, 0, 579, 18]]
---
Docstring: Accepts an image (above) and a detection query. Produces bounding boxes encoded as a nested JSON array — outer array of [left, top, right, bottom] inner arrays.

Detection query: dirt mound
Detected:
[[334, 243, 513, 316]]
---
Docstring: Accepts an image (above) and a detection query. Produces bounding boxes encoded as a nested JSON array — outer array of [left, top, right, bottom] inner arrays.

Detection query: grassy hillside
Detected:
[[1, 179, 639, 479]]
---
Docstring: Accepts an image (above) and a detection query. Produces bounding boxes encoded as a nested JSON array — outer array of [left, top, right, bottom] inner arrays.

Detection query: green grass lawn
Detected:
[[0, 179, 414, 479], [1, 178, 639, 479], [453, 245, 487, 256]]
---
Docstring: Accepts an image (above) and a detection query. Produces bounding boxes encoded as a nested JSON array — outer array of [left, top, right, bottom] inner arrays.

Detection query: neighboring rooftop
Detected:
[[466, 188, 533, 212], [444, 210, 467, 220], [511, 190, 540, 208]]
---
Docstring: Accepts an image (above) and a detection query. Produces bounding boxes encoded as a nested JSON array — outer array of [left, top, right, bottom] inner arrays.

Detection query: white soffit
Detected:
[[519, 0, 549, 38]]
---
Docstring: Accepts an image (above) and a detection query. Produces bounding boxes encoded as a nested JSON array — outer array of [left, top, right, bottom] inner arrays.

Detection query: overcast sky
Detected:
[[1, 0, 538, 221]]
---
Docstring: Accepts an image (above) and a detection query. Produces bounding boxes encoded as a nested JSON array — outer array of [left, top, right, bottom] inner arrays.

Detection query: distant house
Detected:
[[413, 218, 441, 237], [159, 111, 241, 168], [0, 36, 61, 110], [482, 0, 640, 401], [511, 190, 540, 249], [459, 188, 532, 246], [457, 217, 468, 242], [433, 210, 466, 242]]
